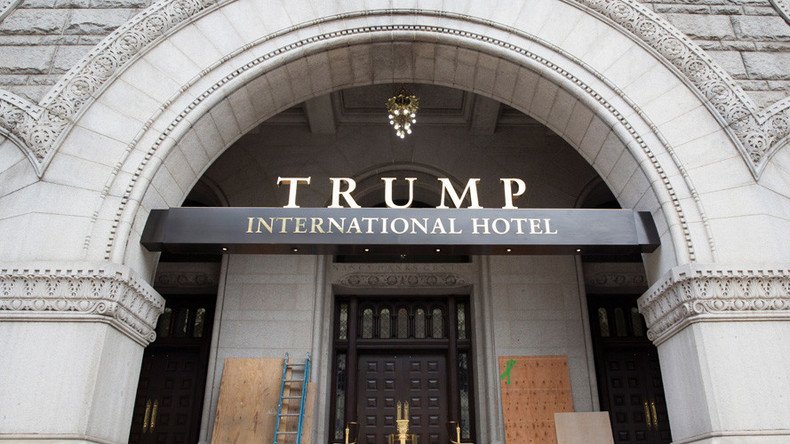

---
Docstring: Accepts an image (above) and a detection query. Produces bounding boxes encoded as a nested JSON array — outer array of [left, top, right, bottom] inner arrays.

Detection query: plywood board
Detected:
[[554, 412, 614, 444], [211, 357, 283, 443], [499, 356, 574, 444]]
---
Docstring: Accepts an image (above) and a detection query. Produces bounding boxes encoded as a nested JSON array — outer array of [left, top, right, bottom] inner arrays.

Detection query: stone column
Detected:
[[0, 262, 164, 443], [639, 264, 790, 443]]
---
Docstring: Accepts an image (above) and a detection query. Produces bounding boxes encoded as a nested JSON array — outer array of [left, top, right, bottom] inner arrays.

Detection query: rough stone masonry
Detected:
[[0, 0, 788, 108]]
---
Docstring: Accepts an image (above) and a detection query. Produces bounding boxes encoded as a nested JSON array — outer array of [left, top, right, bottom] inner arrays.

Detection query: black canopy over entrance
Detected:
[[141, 207, 659, 256]]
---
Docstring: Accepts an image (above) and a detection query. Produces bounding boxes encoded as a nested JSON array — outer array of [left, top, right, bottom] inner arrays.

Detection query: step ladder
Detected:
[[273, 352, 310, 444]]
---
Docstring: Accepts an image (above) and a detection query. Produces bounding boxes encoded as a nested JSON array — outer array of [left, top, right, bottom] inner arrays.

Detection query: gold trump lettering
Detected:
[[276, 176, 527, 209]]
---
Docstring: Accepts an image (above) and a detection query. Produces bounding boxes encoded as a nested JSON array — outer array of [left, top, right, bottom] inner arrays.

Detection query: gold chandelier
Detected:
[[386, 90, 419, 139]]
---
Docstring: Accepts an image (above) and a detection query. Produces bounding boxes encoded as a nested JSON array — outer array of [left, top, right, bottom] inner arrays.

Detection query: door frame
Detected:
[[328, 295, 476, 444], [586, 293, 672, 443], [129, 293, 217, 443]]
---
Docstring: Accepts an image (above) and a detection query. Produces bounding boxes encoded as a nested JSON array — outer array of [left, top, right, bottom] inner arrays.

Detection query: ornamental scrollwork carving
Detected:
[[585, 271, 647, 288], [155, 271, 218, 288], [637, 265, 790, 344], [0, 0, 786, 177], [336, 272, 469, 289], [0, 263, 165, 345], [576, 0, 790, 176], [0, 0, 219, 174]]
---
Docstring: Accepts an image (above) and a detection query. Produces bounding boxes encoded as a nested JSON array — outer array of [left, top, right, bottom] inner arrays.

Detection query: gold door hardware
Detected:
[[644, 399, 659, 430], [150, 399, 159, 431], [650, 400, 658, 429], [448, 421, 473, 444], [387, 401, 418, 444], [344, 421, 359, 444], [451, 421, 461, 444], [142, 399, 152, 433]]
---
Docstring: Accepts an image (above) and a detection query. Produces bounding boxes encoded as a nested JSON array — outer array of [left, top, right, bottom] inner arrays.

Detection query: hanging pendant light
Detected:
[[386, 89, 419, 139]]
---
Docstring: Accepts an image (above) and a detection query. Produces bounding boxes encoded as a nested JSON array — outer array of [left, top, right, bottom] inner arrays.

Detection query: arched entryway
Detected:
[[1, 2, 788, 444]]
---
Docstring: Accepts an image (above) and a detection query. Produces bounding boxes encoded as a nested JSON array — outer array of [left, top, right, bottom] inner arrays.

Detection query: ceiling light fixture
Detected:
[[386, 89, 419, 139]]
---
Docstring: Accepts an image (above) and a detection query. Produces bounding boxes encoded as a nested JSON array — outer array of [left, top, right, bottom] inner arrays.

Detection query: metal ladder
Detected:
[[272, 353, 310, 444]]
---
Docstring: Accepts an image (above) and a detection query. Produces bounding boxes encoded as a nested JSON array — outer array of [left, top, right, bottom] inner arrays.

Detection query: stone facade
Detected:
[[0, 0, 788, 107], [0, 1, 787, 443], [0, 1, 148, 101]]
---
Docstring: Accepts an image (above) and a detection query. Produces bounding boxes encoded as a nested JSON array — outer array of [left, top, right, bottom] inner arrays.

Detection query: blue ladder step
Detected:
[[272, 352, 311, 444]]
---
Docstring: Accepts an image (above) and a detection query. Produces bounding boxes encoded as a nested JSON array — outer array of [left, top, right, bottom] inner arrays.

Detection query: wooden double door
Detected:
[[589, 295, 672, 443], [331, 296, 475, 444], [357, 354, 448, 444], [129, 295, 215, 444]]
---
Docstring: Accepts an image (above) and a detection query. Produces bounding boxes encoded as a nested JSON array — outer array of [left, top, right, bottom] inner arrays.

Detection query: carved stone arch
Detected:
[[0, 0, 786, 179], [51, 8, 733, 280], [11, 1, 787, 277]]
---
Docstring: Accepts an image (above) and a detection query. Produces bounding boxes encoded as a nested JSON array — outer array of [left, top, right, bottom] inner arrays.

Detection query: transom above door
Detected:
[[330, 296, 475, 444]]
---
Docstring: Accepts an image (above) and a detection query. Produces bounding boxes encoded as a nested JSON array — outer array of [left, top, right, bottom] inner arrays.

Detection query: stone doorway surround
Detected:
[[0, 1, 788, 443]]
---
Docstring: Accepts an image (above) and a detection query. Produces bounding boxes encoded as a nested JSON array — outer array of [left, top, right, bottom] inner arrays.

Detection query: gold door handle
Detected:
[[142, 399, 152, 433], [151, 399, 159, 430], [643, 400, 651, 430], [650, 400, 658, 429]]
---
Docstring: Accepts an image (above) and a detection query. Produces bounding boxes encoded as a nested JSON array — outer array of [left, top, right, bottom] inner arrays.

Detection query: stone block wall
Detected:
[[0, 0, 149, 101], [645, 0, 790, 108], [489, 255, 597, 411], [203, 253, 318, 439], [0, 0, 787, 107]]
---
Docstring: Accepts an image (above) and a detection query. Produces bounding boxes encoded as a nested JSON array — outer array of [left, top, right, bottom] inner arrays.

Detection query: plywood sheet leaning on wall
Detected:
[[554, 412, 614, 444], [211, 357, 284, 443], [499, 356, 574, 443]]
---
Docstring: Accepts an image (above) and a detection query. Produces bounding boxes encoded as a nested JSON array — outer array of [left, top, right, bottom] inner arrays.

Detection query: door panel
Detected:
[[129, 295, 215, 444], [589, 294, 671, 444], [357, 354, 448, 444], [601, 348, 652, 442]]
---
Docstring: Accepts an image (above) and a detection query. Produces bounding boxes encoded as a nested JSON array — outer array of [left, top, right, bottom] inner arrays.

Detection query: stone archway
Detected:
[[1, 2, 789, 444]]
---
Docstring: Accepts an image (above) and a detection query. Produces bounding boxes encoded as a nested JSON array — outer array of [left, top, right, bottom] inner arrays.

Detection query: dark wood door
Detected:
[[129, 295, 214, 444], [589, 295, 671, 444], [600, 346, 671, 443], [357, 354, 448, 444], [129, 349, 204, 443]]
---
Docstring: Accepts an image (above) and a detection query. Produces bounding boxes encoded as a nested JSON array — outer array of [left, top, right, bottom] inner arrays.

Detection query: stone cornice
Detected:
[[0, 262, 165, 346], [0, 1, 785, 178], [638, 264, 790, 345]]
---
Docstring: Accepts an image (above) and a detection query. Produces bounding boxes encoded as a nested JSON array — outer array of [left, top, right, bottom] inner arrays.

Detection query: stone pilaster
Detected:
[[0, 262, 165, 443], [638, 264, 790, 443]]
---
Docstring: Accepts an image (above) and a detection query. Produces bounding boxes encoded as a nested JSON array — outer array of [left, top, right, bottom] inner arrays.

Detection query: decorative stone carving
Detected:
[[337, 272, 468, 289], [576, 0, 790, 177], [638, 265, 790, 345], [586, 272, 647, 288], [769, 0, 790, 25], [0, 262, 165, 345], [583, 262, 649, 291], [101, 23, 700, 264], [0, 0, 785, 178], [332, 263, 474, 289], [155, 271, 218, 288], [153, 261, 221, 292], [0, 0, 21, 22]]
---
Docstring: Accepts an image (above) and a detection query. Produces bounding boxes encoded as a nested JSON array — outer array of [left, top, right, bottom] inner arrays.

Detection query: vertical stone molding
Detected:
[[0, 262, 165, 345], [638, 264, 790, 345]]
